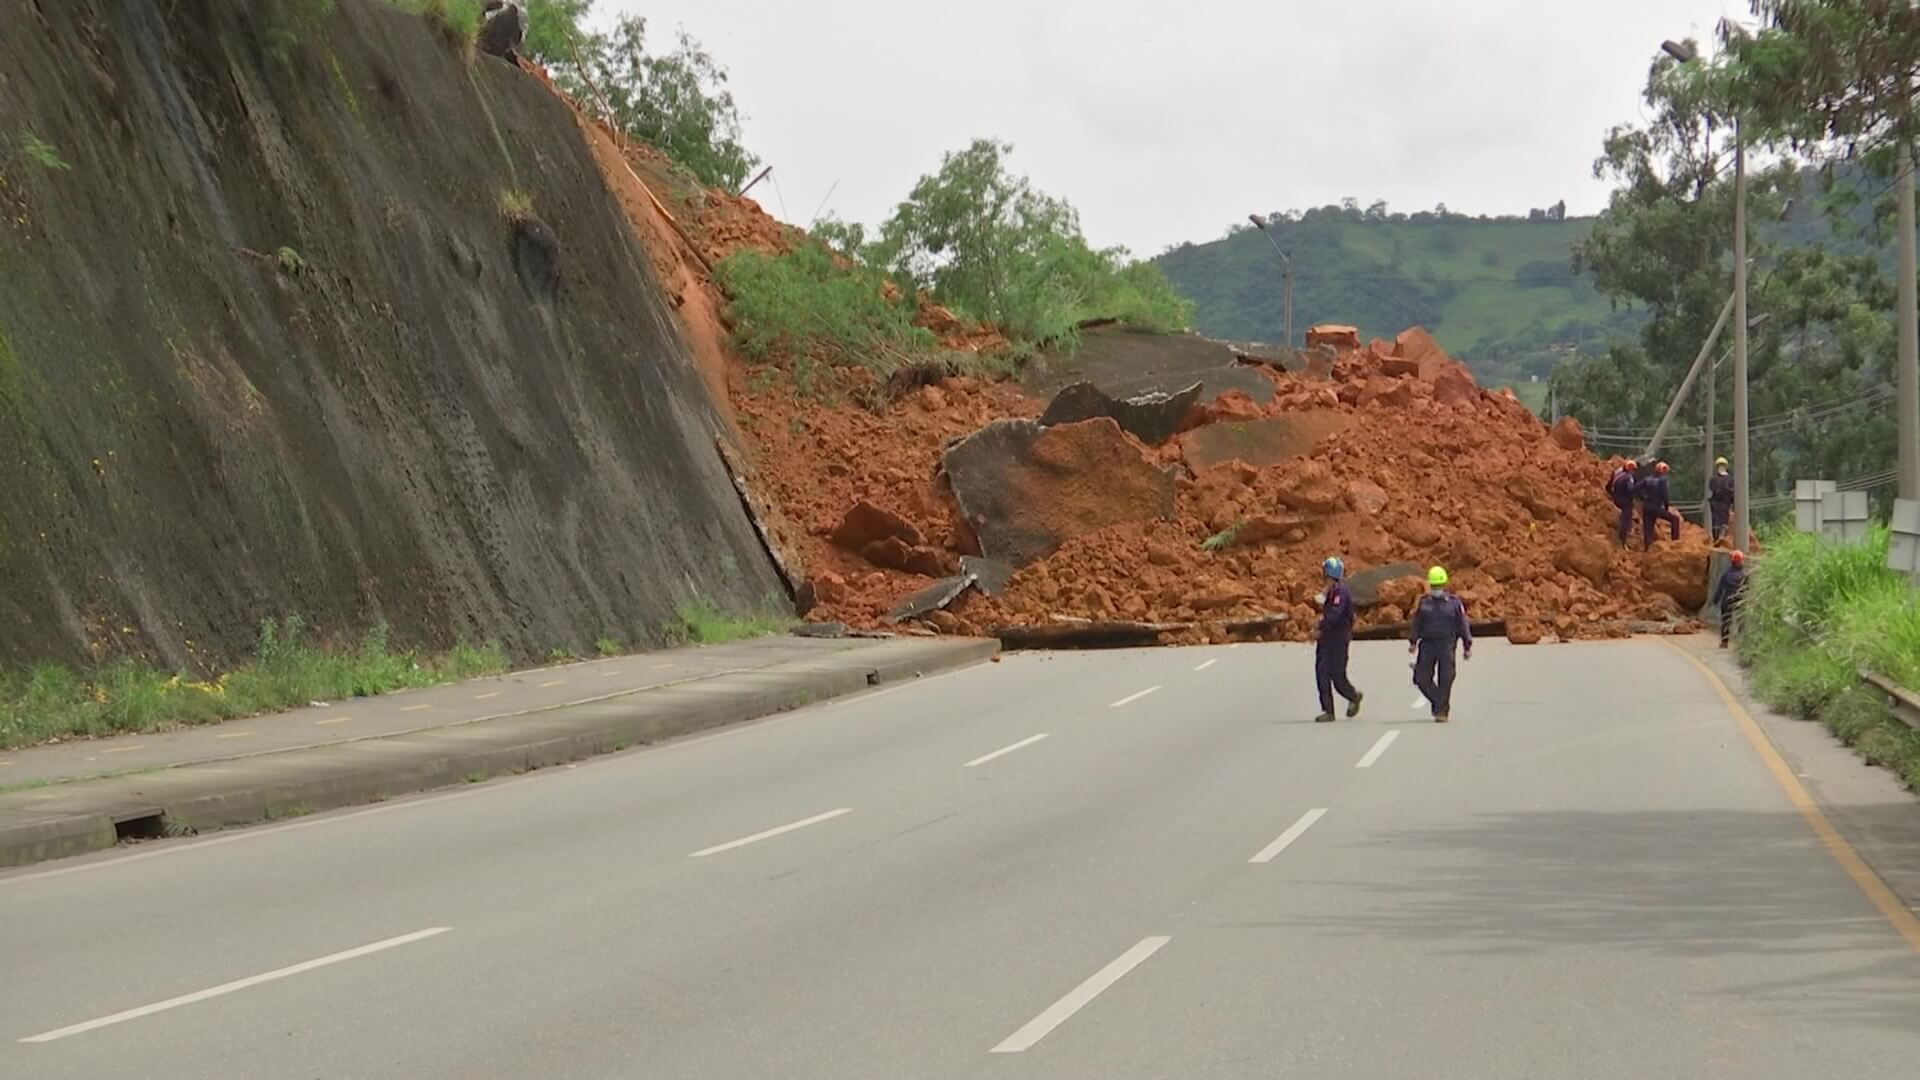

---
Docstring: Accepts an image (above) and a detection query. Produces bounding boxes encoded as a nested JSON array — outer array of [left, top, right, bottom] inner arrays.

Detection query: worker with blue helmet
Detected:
[[1313, 555, 1364, 723]]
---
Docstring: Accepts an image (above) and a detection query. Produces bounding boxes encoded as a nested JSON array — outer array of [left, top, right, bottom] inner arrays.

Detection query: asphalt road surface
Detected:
[[4, 640, 1918, 1079]]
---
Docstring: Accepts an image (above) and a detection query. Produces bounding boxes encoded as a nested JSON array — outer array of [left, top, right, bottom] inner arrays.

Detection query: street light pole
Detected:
[[1248, 214, 1295, 347], [1733, 113, 1751, 549]]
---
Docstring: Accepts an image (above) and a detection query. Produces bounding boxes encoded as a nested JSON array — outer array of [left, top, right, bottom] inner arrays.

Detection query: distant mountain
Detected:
[[1151, 208, 1636, 408], [1154, 171, 1889, 411]]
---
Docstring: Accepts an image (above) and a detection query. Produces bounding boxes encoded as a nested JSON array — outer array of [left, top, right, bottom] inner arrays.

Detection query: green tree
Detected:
[[563, 16, 758, 190], [868, 139, 1190, 344], [1556, 38, 1897, 505], [522, 0, 594, 66]]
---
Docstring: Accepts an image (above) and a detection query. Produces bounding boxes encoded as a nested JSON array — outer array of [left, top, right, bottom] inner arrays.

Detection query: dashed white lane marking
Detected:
[[964, 734, 1050, 768], [599, 669, 621, 677], [1194, 659, 1218, 672], [401, 705, 431, 713], [214, 732, 255, 740], [1355, 731, 1401, 769], [538, 679, 567, 688], [19, 927, 453, 1043], [1250, 808, 1329, 864], [474, 691, 502, 701], [1109, 686, 1161, 709], [0, 760, 14, 767], [1228, 643, 1241, 650], [100, 745, 145, 755], [689, 808, 853, 858], [991, 937, 1172, 1053]]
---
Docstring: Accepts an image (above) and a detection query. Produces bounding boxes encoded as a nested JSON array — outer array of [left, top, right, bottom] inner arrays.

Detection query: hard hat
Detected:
[[1715, 457, 1729, 468], [1322, 556, 1345, 580], [1655, 461, 1670, 474], [1624, 459, 1639, 471], [1427, 566, 1449, 587], [1730, 550, 1745, 565]]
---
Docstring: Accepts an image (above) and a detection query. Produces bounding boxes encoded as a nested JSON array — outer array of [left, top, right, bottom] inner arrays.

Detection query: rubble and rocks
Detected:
[[1550, 416, 1586, 452], [1038, 380, 1204, 446], [1307, 325, 1362, 350], [1348, 562, 1424, 608], [1643, 545, 1713, 610]]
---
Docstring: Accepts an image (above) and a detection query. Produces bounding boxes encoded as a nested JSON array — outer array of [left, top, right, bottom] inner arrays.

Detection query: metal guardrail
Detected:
[[1860, 670, 1920, 733]]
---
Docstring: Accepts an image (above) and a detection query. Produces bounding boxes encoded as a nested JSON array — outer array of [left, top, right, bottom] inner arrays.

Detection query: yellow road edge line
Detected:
[[1663, 638, 1920, 954]]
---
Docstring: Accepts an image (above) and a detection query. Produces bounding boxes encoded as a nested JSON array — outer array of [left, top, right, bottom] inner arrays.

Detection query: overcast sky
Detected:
[[595, 0, 1745, 256]]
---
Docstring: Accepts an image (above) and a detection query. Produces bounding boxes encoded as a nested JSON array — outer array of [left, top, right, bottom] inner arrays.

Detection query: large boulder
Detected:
[[831, 500, 923, 551], [1347, 561, 1422, 608], [1307, 324, 1361, 350], [1549, 416, 1586, 452], [1553, 535, 1614, 587], [1644, 545, 1712, 610], [1346, 479, 1390, 516], [1273, 459, 1345, 513], [943, 418, 1177, 568], [1505, 476, 1560, 520], [1430, 364, 1480, 407]]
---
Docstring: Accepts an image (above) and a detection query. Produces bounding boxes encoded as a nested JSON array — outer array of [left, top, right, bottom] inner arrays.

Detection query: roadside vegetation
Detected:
[[663, 598, 793, 647], [0, 618, 506, 751], [1736, 528, 1920, 789]]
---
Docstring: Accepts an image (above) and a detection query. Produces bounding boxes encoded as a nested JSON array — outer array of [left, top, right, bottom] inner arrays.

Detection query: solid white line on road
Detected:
[[991, 937, 1171, 1053], [1194, 658, 1218, 672], [1355, 731, 1401, 769], [1109, 686, 1162, 708], [689, 809, 853, 858], [18, 927, 453, 1043], [964, 733, 1050, 768], [1249, 808, 1328, 864]]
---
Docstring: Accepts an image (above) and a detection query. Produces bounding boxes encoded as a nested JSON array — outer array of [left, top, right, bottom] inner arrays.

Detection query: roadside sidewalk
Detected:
[[1677, 634, 1920, 916], [0, 634, 997, 870]]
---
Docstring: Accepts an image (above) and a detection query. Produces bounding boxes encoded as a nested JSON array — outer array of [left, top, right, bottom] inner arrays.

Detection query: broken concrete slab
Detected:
[[1039, 380, 1204, 446], [1181, 412, 1354, 472], [887, 575, 977, 622], [943, 418, 1177, 568], [1023, 324, 1277, 405], [961, 556, 1013, 597]]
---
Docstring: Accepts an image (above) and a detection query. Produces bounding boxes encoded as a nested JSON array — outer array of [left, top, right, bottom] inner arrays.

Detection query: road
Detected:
[[3, 640, 1918, 1079]]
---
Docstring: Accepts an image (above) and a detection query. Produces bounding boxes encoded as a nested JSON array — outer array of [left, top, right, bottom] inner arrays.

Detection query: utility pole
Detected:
[[1899, 147, 1919, 501], [1282, 255, 1294, 349], [1248, 214, 1295, 347], [1703, 345, 1717, 531], [1644, 291, 1735, 459], [1733, 114, 1751, 549]]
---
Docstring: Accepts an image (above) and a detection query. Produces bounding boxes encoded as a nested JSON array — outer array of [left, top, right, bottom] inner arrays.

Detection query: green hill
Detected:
[[1152, 209, 1639, 401]]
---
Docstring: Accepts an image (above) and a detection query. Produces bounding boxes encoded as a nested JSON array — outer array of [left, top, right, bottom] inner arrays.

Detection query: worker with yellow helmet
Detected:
[[1709, 457, 1735, 542], [1408, 566, 1472, 723]]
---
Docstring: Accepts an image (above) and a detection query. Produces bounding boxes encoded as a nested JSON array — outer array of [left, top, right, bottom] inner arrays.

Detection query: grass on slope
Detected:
[[0, 618, 508, 750]]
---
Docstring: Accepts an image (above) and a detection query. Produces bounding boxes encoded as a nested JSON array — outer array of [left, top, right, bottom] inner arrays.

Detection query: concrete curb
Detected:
[[0, 636, 997, 871]]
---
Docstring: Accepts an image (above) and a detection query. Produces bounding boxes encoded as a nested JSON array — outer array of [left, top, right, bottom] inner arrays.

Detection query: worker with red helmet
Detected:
[[1712, 551, 1748, 648], [1637, 460, 1683, 549], [1605, 458, 1639, 547]]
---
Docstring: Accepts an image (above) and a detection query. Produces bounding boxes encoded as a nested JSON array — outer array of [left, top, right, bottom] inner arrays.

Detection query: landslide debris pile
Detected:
[[787, 330, 1714, 644], [551, 71, 1711, 645]]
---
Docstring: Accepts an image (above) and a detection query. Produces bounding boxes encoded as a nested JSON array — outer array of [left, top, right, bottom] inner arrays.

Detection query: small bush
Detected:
[[395, 0, 480, 52], [496, 188, 535, 222], [714, 244, 939, 374], [19, 131, 70, 172], [595, 637, 623, 658], [663, 598, 792, 646]]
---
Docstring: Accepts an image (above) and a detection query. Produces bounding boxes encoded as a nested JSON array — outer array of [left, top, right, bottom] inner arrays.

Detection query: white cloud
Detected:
[[593, 0, 1745, 254]]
